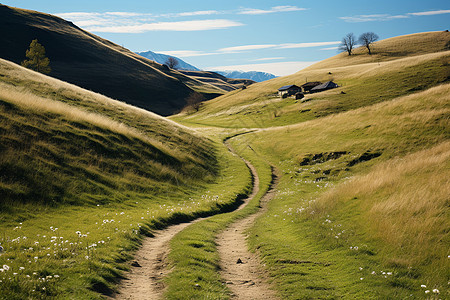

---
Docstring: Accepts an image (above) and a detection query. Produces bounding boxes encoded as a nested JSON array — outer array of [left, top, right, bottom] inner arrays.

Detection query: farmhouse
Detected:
[[310, 81, 338, 93], [278, 85, 301, 97], [301, 82, 322, 93]]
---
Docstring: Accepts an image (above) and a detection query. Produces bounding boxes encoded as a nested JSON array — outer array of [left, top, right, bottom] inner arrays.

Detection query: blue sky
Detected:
[[4, 0, 450, 75]]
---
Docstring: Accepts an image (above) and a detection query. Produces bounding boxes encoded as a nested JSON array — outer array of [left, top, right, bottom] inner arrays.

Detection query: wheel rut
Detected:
[[217, 166, 279, 300], [113, 135, 277, 299]]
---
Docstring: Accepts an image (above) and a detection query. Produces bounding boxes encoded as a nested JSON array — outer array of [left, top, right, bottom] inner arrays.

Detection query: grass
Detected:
[[1, 30, 449, 299], [164, 133, 274, 299], [171, 32, 449, 296], [0, 61, 253, 299], [172, 32, 450, 128], [227, 83, 449, 298]]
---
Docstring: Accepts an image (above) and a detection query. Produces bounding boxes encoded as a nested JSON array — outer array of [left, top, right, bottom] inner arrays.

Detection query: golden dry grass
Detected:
[[174, 31, 449, 128], [312, 141, 449, 282]]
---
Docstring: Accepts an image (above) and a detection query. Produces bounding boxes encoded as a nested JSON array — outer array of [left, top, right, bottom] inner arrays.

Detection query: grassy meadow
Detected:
[[0, 30, 448, 300], [0, 60, 252, 299], [172, 31, 450, 128], [170, 32, 449, 299], [231, 83, 449, 298]]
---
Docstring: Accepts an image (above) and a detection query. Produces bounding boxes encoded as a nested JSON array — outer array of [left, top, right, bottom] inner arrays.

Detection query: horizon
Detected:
[[3, 0, 450, 76]]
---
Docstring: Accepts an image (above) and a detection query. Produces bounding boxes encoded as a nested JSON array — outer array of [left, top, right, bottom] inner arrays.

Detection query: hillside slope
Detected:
[[0, 58, 218, 212], [179, 70, 255, 92], [173, 31, 450, 127], [172, 31, 450, 299], [0, 4, 223, 116]]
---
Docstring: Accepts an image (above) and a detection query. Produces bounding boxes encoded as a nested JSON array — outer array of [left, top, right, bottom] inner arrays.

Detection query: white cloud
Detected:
[[57, 10, 238, 33], [278, 41, 340, 49], [239, 5, 306, 15], [251, 57, 286, 61], [85, 19, 244, 33], [320, 46, 339, 51], [208, 61, 317, 76], [218, 44, 277, 53], [163, 10, 221, 17], [408, 9, 450, 16], [340, 14, 409, 22], [340, 9, 450, 23], [105, 12, 144, 17], [215, 41, 340, 53]]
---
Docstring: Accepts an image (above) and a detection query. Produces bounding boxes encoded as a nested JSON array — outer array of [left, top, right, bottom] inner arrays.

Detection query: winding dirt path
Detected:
[[114, 222, 196, 300], [113, 136, 276, 299], [217, 168, 279, 300]]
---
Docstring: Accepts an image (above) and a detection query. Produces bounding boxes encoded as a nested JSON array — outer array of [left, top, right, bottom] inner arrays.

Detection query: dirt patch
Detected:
[[217, 169, 279, 300], [347, 151, 382, 167], [112, 134, 266, 299], [299, 151, 348, 166], [112, 221, 199, 300]]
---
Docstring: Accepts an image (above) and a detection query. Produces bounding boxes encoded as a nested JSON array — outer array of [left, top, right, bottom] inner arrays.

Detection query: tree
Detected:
[[184, 92, 204, 112], [165, 57, 179, 69], [339, 33, 356, 56], [358, 32, 379, 55], [21, 39, 51, 74]]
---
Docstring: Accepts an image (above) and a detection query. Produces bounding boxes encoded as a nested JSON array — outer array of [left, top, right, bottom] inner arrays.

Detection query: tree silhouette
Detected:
[[21, 39, 51, 74], [358, 32, 379, 55], [165, 57, 179, 69], [339, 33, 356, 56]]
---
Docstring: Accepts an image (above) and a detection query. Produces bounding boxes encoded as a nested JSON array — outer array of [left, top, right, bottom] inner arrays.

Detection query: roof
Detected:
[[301, 82, 322, 88], [278, 84, 300, 91], [311, 81, 338, 91]]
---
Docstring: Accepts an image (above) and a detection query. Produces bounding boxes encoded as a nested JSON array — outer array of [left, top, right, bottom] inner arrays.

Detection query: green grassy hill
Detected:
[[0, 58, 255, 298], [0, 57, 219, 216], [171, 31, 450, 298], [173, 31, 449, 127], [0, 4, 224, 116]]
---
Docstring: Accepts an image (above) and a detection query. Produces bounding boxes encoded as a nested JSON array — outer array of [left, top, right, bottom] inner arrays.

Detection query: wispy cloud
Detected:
[[218, 44, 277, 53], [320, 46, 339, 51], [340, 14, 409, 22], [251, 57, 286, 62], [57, 10, 241, 33], [160, 10, 221, 18], [158, 40, 340, 58], [341, 8, 450, 23], [278, 41, 340, 49], [238, 5, 306, 15], [85, 19, 243, 33], [215, 41, 340, 53], [408, 9, 450, 16]]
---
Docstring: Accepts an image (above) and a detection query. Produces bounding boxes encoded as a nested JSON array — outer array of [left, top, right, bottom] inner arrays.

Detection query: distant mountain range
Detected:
[[215, 70, 277, 82], [135, 51, 277, 82], [136, 50, 201, 71]]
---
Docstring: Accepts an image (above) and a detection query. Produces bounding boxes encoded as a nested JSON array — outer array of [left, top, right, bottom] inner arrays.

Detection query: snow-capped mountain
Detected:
[[215, 70, 277, 82], [136, 50, 200, 71]]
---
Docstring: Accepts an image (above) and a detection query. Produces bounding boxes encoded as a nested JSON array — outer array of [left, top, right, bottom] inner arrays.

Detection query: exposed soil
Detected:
[[113, 137, 277, 299], [217, 169, 279, 300], [113, 222, 197, 300]]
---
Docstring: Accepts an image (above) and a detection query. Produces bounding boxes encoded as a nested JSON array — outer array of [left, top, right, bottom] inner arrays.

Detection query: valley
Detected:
[[0, 4, 448, 298]]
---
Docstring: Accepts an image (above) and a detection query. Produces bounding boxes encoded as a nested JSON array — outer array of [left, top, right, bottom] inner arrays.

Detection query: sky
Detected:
[[3, 0, 450, 76]]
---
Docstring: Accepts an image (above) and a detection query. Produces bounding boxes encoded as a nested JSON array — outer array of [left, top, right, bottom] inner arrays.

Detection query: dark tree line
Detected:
[[339, 32, 379, 56]]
